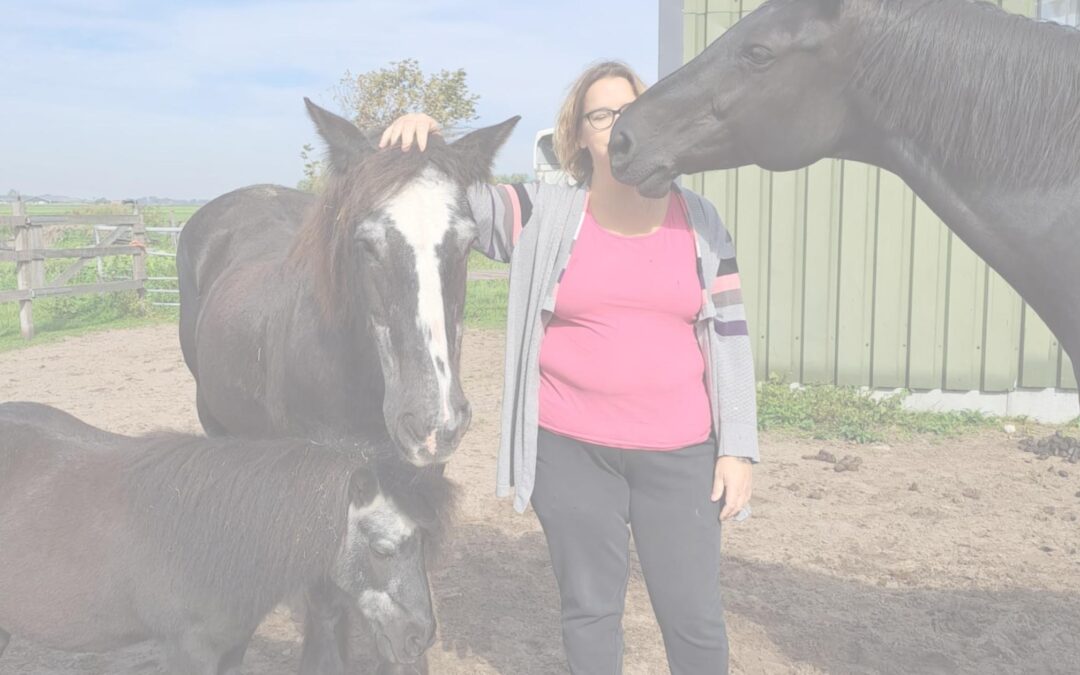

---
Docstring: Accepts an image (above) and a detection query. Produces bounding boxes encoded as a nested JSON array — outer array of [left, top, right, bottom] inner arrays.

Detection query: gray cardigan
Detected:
[[467, 181, 759, 513]]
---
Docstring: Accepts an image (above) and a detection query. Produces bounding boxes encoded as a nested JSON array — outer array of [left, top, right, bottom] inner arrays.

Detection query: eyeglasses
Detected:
[[582, 103, 630, 131]]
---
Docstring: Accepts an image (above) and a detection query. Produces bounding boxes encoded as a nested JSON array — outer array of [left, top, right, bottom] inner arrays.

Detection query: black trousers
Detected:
[[531, 428, 728, 675]]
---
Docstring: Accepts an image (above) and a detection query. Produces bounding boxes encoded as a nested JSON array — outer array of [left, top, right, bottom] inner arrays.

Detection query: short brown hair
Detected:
[[553, 61, 648, 185]]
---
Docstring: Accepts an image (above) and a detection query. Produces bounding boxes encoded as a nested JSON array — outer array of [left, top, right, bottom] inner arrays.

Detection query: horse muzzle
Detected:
[[394, 403, 471, 464]]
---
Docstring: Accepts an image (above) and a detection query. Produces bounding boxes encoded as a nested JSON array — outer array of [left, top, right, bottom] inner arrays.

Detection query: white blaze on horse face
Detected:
[[341, 490, 416, 596], [348, 493, 417, 548], [346, 493, 416, 620], [359, 589, 398, 624], [383, 168, 465, 433]]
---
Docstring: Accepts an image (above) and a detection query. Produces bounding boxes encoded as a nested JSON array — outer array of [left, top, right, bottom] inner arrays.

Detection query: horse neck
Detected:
[[267, 263, 387, 437], [837, 38, 1080, 362], [841, 0, 1080, 190], [835, 0, 1072, 249]]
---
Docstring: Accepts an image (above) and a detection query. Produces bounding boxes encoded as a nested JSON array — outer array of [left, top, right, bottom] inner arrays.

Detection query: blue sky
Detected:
[[2, 0, 659, 200]]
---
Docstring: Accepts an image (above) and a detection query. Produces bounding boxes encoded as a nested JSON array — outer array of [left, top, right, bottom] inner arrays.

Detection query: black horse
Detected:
[[0, 402, 454, 675], [178, 98, 517, 466], [610, 0, 1080, 394]]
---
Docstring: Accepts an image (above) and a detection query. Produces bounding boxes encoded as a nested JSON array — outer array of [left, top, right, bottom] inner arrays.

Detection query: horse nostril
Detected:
[[405, 633, 425, 658], [455, 402, 472, 430], [609, 128, 634, 160]]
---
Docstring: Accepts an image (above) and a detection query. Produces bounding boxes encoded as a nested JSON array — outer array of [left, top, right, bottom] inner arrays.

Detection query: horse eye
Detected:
[[745, 45, 774, 66], [371, 542, 395, 558], [359, 238, 380, 256]]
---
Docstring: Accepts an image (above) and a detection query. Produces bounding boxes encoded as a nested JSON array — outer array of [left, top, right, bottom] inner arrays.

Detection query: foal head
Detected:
[[297, 99, 517, 466], [332, 462, 450, 665]]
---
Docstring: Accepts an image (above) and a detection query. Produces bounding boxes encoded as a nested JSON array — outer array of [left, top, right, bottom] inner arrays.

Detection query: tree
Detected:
[[298, 143, 325, 194], [299, 59, 481, 193], [336, 58, 480, 131]]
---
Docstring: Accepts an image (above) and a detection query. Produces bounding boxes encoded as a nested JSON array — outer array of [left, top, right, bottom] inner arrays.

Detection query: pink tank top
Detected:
[[537, 195, 712, 450]]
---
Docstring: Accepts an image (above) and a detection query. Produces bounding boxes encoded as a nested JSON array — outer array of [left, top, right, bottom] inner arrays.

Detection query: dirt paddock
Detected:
[[1, 324, 1078, 674]]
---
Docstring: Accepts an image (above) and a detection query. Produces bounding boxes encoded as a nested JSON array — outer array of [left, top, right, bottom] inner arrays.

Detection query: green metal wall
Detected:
[[680, 0, 1076, 392]]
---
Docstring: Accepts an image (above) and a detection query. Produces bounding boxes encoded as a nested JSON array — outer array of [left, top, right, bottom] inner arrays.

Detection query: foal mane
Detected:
[[125, 434, 356, 620], [124, 432, 458, 623], [368, 438, 459, 556], [851, 0, 1080, 188], [286, 133, 487, 324]]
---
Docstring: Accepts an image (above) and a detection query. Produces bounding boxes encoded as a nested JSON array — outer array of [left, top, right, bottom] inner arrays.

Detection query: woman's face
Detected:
[[578, 76, 638, 176]]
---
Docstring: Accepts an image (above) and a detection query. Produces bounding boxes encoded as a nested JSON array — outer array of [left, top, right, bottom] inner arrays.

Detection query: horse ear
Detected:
[[450, 116, 521, 184], [348, 467, 379, 508], [304, 97, 375, 175]]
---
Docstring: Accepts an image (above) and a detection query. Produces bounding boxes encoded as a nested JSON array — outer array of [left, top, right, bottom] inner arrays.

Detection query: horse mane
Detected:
[[125, 435, 355, 622], [286, 132, 490, 324], [124, 432, 457, 625], [368, 438, 459, 559], [851, 0, 1080, 188]]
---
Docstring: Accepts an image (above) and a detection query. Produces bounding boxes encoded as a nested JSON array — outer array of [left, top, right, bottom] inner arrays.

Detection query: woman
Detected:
[[380, 61, 758, 674]]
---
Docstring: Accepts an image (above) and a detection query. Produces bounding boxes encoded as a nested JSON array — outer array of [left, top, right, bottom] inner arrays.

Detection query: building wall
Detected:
[[677, 0, 1077, 394]]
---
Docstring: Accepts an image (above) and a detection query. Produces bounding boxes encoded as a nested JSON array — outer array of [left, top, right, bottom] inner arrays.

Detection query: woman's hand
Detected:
[[379, 113, 441, 152], [711, 456, 752, 521]]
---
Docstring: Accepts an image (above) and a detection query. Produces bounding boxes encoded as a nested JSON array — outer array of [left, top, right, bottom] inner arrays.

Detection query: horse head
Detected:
[[610, 0, 861, 196], [330, 458, 453, 666], [301, 99, 518, 466]]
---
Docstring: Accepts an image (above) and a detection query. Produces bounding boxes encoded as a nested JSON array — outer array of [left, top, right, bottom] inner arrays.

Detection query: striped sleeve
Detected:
[[709, 223, 760, 462], [465, 181, 538, 263], [711, 256, 748, 338]]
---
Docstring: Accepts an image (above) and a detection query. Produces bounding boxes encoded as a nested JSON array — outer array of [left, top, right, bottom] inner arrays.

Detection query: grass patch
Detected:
[[468, 249, 509, 272], [464, 279, 508, 329], [1, 202, 189, 350], [0, 298, 175, 353], [757, 375, 1007, 443]]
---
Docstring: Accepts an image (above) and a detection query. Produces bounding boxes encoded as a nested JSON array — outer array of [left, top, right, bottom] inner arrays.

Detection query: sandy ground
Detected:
[[1, 324, 1079, 674]]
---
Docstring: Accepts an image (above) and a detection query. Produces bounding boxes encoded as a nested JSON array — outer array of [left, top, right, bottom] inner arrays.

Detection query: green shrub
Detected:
[[757, 374, 997, 442]]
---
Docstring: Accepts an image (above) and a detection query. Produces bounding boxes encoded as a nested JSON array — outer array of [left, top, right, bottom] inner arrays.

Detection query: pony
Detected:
[[0, 402, 455, 674]]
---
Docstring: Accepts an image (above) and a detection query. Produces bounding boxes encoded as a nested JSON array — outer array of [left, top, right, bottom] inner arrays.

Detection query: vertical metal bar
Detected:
[[658, 0, 685, 79]]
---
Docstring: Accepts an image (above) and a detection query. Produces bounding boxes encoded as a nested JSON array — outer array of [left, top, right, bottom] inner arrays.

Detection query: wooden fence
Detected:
[[0, 200, 147, 340], [95, 221, 184, 309], [1, 200, 512, 342]]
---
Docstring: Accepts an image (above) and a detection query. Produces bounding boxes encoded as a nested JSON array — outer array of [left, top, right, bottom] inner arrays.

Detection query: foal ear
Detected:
[[450, 116, 521, 184], [348, 467, 379, 508], [304, 97, 375, 175]]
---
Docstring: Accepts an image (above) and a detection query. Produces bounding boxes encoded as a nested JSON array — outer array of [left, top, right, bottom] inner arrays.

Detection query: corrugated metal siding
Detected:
[[680, 0, 1076, 392]]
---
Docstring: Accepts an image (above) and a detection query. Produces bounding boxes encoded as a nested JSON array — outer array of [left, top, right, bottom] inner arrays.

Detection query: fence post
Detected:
[[94, 226, 105, 282], [24, 203, 45, 287], [27, 217, 45, 289], [12, 199, 34, 339], [168, 209, 178, 247], [131, 202, 147, 299]]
